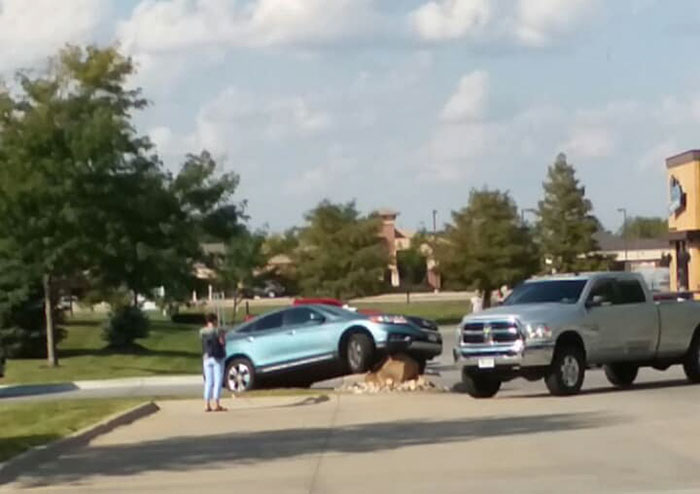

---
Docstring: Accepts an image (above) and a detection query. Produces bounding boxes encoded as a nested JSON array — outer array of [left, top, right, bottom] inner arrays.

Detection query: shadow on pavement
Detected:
[[505, 378, 695, 399], [0, 383, 79, 399], [17, 411, 613, 487]]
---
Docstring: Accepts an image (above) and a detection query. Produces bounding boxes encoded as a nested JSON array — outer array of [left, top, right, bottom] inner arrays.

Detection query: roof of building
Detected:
[[594, 231, 669, 252], [666, 149, 700, 168]]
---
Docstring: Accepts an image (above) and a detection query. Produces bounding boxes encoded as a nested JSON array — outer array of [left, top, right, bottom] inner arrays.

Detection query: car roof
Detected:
[[526, 271, 640, 282]]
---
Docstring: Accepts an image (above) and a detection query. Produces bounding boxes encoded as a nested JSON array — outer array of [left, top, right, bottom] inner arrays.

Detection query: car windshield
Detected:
[[503, 280, 587, 306]]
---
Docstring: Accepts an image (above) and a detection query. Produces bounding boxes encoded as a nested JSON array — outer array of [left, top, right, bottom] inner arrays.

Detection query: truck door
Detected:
[[583, 278, 627, 363], [613, 278, 658, 359]]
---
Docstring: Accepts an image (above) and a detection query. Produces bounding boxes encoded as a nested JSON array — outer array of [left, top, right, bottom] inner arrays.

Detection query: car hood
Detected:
[[462, 303, 581, 325]]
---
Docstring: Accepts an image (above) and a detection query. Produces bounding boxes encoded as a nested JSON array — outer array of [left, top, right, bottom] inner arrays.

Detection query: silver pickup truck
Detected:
[[454, 272, 700, 398]]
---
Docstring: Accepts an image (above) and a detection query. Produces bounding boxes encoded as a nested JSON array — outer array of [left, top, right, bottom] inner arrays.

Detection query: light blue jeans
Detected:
[[203, 356, 223, 401]]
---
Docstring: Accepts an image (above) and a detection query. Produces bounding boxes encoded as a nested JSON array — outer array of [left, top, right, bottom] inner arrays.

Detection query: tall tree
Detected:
[[296, 201, 388, 300], [439, 189, 538, 308], [217, 229, 265, 321], [619, 216, 667, 239], [0, 46, 152, 365], [536, 153, 601, 273]]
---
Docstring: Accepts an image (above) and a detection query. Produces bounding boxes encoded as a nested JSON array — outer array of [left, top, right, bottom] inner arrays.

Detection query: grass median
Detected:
[[3, 299, 468, 385], [0, 399, 143, 462]]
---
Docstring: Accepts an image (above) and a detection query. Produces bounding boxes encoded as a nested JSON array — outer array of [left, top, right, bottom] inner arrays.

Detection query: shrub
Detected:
[[102, 306, 150, 348], [0, 291, 66, 359]]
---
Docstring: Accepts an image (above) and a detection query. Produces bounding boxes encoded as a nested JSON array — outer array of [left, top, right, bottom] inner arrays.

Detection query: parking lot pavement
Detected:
[[5, 369, 700, 494]]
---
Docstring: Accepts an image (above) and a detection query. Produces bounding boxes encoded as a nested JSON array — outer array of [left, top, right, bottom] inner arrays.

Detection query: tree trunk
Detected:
[[133, 290, 139, 308], [43, 273, 58, 367]]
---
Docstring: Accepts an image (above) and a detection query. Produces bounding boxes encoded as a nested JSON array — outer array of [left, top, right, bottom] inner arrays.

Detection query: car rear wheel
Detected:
[[683, 333, 700, 383], [345, 333, 373, 374], [461, 369, 501, 398], [604, 363, 638, 388], [545, 345, 585, 396], [225, 357, 256, 392]]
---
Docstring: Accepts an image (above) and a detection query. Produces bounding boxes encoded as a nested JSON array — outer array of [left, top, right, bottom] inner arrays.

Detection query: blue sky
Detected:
[[3, 0, 700, 232]]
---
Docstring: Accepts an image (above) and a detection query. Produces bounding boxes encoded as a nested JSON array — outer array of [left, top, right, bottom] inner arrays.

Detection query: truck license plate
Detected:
[[478, 358, 495, 369]]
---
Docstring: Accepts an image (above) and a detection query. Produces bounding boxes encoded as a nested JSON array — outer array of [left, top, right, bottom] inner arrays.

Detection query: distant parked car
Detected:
[[243, 280, 286, 299], [222, 304, 442, 392]]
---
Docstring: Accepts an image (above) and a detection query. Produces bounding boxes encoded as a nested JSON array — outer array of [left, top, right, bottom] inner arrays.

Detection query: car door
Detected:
[[583, 278, 627, 363], [613, 278, 659, 360], [237, 311, 288, 369], [281, 307, 335, 364]]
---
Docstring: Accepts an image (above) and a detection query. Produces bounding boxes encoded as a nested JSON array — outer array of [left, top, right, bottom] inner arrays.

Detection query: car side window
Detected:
[[588, 279, 617, 305], [252, 312, 283, 332], [616, 279, 646, 304], [283, 307, 322, 326]]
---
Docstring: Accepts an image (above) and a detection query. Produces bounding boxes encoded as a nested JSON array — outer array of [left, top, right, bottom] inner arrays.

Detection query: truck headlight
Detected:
[[525, 323, 552, 341]]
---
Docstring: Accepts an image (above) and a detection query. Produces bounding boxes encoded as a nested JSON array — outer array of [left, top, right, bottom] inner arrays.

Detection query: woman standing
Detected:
[[200, 313, 227, 412]]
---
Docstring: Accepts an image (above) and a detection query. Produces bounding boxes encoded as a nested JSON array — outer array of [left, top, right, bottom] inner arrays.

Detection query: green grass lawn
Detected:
[[3, 300, 467, 385], [0, 399, 143, 462]]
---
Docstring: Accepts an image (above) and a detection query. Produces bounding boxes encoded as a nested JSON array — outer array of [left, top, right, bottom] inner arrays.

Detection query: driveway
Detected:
[[4, 371, 700, 493]]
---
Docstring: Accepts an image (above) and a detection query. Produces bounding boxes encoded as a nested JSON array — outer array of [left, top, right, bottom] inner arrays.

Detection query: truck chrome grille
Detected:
[[462, 321, 520, 344]]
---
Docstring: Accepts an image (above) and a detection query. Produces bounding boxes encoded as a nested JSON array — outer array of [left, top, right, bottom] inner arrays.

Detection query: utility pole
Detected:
[[432, 209, 437, 234], [617, 208, 628, 268]]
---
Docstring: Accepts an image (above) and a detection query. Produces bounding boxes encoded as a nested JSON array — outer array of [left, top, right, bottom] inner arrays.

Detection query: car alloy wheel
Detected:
[[227, 359, 254, 392], [560, 355, 580, 388]]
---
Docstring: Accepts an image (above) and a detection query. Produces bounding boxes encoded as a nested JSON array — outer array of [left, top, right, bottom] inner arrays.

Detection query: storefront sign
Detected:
[[669, 176, 686, 215]]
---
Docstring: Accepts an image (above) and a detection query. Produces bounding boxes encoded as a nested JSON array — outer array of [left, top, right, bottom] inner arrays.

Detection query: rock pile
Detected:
[[337, 353, 446, 394]]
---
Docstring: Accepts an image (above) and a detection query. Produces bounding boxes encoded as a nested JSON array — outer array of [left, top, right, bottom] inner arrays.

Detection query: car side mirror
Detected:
[[586, 295, 606, 309]]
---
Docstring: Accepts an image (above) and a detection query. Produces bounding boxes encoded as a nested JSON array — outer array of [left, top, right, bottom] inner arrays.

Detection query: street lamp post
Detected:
[[432, 209, 437, 234], [617, 208, 628, 268]]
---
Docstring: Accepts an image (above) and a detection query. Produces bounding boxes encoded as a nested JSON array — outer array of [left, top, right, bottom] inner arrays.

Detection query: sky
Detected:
[[2, 0, 700, 233]]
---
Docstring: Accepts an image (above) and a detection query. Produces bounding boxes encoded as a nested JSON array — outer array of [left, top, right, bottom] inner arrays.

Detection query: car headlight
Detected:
[[370, 314, 408, 324], [525, 323, 552, 341]]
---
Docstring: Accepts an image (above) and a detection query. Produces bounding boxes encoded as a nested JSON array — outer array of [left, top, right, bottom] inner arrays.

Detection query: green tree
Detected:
[[439, 189, 538, 308], [397, 240, 427, 289], [217, 229, 266, 321], [536, 153, 601, 273], [0, 46, 151, 365], [619, 216, 667, 239], [296, 201, 389, 299]]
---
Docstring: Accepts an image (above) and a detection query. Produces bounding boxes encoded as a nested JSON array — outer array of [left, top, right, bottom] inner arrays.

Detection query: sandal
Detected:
[[214, 406, 227, 412]]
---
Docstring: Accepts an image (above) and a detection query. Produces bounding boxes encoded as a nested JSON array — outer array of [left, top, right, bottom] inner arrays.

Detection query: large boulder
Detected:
[[365, 353, 420, 386]]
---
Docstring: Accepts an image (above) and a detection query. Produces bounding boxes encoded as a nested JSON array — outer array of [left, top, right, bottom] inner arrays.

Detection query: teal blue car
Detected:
[[223, 304, 443, 392]]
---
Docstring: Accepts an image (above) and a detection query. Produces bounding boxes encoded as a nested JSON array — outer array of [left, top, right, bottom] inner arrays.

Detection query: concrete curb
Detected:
[[0, 401, 160, 485]]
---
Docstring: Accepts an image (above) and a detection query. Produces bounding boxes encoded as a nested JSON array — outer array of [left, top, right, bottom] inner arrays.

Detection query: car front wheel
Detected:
[[462, 369, 501, 398], [345, 333, 373, 374], [545, 345, 585, 396], [225, 358, 256, 392]]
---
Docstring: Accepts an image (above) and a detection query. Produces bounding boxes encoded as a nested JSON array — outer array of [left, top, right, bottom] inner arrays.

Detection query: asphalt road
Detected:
[[5, 368, 700, 493]]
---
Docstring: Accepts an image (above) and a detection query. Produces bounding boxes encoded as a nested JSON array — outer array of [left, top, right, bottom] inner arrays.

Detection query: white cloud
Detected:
[[410, 0, 599, 46], [562, 126, 615, 159], [410, 0, 491, 41], [182, 86, 331, 155], [283, 145, 354, 196], [0, 0, 106, 70], [118, 0, 381, 53], [440, 70, 489, 122], [514, 0, 598, 47]]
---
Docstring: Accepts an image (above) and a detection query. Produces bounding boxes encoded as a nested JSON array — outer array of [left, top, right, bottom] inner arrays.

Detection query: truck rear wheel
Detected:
[[604, 363, 638, 388], [545, 345, 585, 396], [462, 369, 501, 398], [683, 333, 700, 383]]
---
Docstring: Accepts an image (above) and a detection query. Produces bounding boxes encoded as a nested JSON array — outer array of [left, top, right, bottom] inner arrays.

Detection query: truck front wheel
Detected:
[[604, 363, 638, 388], [545, 345, 585, 396], [462, 369, 501, 398], [683, 333, 700, 383]]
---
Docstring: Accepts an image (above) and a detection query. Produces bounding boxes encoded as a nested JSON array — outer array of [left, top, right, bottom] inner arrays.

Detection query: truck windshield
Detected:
[[503, 280, 587, 305]]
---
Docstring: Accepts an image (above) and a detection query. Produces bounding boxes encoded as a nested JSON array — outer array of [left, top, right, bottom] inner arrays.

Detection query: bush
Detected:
[[102, 306, 150, 348], [0, 292, 66, 359]]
